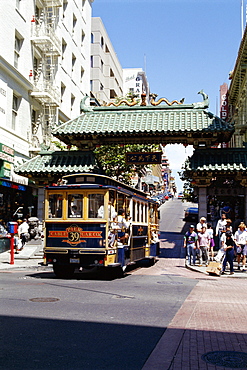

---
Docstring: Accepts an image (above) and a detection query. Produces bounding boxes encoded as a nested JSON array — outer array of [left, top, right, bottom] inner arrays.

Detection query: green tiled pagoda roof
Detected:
[[15, 150, 102, 178], [184, 148, 247, 172], [52, 105, 234, 148]]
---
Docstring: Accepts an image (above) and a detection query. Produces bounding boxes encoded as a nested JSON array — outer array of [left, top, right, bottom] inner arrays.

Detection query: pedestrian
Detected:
[[215, 213, 227, 249], [221, 230, 235, 275], [234, 222, 247, 272], [183, 225, 198, 266], [116, 209, 131, 244], [196, 217, 207, 233], [197, 226, 210, 266], [207, 223, 215, 261], [18, 219, 29, 249]]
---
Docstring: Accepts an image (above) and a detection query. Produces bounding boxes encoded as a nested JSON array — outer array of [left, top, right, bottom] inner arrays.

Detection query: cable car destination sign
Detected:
[[125, 152, 162, 165]]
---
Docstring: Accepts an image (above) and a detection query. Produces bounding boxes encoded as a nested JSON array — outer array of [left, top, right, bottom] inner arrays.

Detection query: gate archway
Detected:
[[16, 91, 247, 223]]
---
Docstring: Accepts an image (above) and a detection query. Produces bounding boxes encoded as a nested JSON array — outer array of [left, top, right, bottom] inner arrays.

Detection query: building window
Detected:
[[62, 38, 67, 58], [90, 80, 93, 91], [101, 60, 104, 73], [63, 0, 68, 16], [61, 82, 66, 102], [73, 14, 77, 32], [71, 94, 75, 109], [91, 33, 94, 43], [81, 67, 84, 81], [105, 44, 109, 53], [91, 56, 93, 68], [72, 54, 76, 70], [110, 90, 116, 99], [101, 36, 104, 48], [14, 33, 23, 68], [81, 30, 85, 45], [12, 94, 19, 130], [16, 0, 21, 11], [100, 83, 104, 91], [110, 69, 114, 77]]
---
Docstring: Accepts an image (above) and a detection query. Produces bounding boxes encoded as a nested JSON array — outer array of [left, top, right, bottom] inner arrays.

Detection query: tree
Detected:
[[94, 143, 159, 185]]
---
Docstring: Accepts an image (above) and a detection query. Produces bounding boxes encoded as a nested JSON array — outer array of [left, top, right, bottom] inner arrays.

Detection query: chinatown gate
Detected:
[[15, 92, 247, 223]]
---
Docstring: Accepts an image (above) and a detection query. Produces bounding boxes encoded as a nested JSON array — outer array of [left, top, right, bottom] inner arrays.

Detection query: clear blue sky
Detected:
[[92, 0, 244, 191]]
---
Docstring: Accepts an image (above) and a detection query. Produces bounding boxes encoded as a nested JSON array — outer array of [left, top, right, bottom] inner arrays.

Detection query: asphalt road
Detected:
[[1, 199, 197, 370]]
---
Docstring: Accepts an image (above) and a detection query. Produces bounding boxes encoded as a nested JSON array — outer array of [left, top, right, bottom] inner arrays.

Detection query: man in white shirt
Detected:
[[196, 217, 207, 233], [18, 219, 29, 249]]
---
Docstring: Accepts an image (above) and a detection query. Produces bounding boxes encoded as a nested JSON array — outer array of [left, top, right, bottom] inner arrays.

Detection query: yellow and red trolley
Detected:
[[44, 173, 160, 278]]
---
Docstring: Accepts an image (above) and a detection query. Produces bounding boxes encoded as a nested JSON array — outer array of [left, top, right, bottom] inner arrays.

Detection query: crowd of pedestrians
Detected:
[[183, 214, 247, 275]]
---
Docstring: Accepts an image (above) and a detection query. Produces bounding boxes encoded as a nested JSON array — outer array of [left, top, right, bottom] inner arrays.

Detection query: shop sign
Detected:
[[0, 179, 26, 191], [0, 161, 11, 178], [0, 143, 14, 164], [126, 152, 162, 164]]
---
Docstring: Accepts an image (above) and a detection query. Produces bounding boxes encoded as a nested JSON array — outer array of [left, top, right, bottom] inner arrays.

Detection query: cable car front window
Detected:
[[68, 194, 83, 218]]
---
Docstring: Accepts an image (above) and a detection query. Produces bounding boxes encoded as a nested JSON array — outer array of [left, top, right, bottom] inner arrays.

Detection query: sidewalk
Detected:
[[0, 239, 45, 270]]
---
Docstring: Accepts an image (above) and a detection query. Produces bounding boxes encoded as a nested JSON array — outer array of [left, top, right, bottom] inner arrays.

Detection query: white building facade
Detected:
[[90, 17, 123, 104], [0, 0, 93, 221], [123, 68, 150, 103]]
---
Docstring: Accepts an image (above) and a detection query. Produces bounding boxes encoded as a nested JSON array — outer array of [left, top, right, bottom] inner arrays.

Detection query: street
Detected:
[[1, 199, 197, 370]]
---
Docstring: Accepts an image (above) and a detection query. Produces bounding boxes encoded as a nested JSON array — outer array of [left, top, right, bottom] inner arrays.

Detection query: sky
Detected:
[[92, 0, 244, 191]]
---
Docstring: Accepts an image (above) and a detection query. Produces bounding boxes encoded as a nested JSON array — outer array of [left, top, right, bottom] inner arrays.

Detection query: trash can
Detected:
[[8, 222, 18, 234]]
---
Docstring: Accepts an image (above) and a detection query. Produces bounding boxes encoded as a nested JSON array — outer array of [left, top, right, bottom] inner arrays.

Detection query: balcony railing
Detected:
[[42, 0, 62, 7], [31, 80, 60, 106], [31, 22, 61, 55]]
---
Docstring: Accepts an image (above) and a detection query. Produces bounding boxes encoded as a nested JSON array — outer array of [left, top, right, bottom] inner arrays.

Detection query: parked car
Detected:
[[184, 206, 199, 222], [178, 191, 183, 199]]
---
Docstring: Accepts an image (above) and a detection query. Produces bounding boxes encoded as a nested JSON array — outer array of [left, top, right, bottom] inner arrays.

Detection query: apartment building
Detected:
[[90, 17, 123, 103], [0, 0, 93, 221]]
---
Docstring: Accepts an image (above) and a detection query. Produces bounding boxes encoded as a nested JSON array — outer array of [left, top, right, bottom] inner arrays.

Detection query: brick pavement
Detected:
[[140, 256, 247, 369]]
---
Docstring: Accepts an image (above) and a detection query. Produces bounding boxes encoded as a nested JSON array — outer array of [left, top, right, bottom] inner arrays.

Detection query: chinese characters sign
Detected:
[[126, 152, 162, 164]]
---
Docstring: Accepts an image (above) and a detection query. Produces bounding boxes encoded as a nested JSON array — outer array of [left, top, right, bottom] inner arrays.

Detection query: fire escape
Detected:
[[30, 0, 62, 151]]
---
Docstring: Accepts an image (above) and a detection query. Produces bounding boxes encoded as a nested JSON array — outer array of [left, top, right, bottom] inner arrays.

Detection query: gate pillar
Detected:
[[37, 187, 45, 221], [198, 187, 207, 220]]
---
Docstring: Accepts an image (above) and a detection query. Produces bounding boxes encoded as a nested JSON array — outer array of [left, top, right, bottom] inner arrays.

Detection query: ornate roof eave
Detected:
[[228, 27, 247, 105], [53, 98, 234, 150], [182, 148, 247, 177], [14, 150, 103, 183]]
